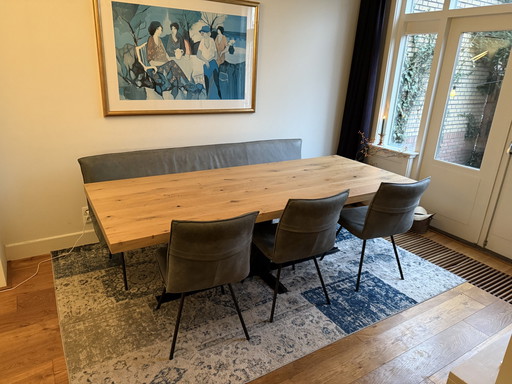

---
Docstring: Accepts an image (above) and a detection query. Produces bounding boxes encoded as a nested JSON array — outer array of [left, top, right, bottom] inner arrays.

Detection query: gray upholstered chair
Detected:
[[338, 177, 431, 291], [155, 211, 258, 360], [252, 190, 350, 322]]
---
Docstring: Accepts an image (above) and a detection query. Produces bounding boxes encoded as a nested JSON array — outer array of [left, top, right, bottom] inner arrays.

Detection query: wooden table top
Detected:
[[85, 155, 414, 253]]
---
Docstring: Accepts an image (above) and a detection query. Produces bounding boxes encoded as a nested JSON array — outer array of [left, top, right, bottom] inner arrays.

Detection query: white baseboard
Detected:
[[5, 229, 99, 260], [0, 244, 7, 288]]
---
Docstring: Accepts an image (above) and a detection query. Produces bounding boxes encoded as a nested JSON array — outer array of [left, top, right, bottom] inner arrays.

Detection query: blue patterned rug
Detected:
[[302, 271, 417, 334], [51, 229, 464, 384]]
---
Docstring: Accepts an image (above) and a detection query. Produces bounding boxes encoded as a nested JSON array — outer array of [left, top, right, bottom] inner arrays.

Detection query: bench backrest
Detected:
[[78, 139, 302, 183]]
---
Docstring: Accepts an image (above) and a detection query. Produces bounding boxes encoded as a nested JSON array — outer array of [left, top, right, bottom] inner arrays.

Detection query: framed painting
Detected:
[[93, 0, 259, 115]]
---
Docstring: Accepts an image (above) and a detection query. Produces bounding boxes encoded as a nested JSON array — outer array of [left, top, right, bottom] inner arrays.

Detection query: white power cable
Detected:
[[0, 221, 87, 293]]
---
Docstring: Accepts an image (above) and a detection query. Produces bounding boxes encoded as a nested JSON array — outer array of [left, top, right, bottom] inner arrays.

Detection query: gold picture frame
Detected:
[[93, 0, 259, 115]]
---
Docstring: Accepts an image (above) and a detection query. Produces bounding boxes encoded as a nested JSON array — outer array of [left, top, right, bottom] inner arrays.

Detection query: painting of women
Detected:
[[135, 21, 194, 98], [197, 25, 222, 99]]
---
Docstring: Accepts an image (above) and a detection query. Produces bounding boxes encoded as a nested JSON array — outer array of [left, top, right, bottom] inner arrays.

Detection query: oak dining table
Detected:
[[84, 155, 414, 255]]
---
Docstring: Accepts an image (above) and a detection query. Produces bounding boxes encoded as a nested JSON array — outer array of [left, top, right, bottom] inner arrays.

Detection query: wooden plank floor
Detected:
[[0, 256, 68, 384], [1, 230, 511, 384]]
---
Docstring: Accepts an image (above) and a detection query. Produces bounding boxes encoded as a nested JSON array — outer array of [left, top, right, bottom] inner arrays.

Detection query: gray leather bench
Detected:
[[78, 139, 302, 183], [78, 138, 302, 289]]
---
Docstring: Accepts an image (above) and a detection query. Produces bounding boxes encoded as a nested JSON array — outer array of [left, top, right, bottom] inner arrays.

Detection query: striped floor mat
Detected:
[[394, 231, 512, 304]]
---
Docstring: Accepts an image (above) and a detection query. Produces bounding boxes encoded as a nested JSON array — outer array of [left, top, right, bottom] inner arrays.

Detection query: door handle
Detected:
[[509, 142, 512, 155]]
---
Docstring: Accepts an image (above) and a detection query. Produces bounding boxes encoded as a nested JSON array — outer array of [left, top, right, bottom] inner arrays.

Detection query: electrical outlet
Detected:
[[82, 207, 92, 225]]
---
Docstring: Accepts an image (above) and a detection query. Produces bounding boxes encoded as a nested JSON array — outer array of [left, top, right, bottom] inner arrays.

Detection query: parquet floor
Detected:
[[1, 230, 512, 384]]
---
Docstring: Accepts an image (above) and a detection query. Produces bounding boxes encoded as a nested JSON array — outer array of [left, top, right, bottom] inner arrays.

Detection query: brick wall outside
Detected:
[[434, 33, 490, 165], [393, 26, 497, 166], [390, 0, 509, 166]]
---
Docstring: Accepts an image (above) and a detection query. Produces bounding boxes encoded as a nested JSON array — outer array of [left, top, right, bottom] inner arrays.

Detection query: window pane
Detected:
[[387, 34, 437, 150], [435, 31, 512, 168], [451, 0, 512, 10], [406, 0, 444, 13]]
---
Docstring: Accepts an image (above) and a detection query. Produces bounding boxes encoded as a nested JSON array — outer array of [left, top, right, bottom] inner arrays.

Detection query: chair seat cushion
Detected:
[[339, 206, 368, 238]]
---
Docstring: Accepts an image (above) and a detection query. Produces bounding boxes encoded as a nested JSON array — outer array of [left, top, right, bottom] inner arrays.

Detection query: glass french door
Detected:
[[419, 14, 512, 243]]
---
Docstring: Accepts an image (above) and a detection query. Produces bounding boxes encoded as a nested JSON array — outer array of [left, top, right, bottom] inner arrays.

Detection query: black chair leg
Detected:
[[390, 235, 404, 280], [156, 287, 166, 310], [313, 256, 330, 305], [220, 285, 226, 295], [120, 252, 128, 290], [269, 266, 282, 323], [355, 240, 366, 292], [336, 225, 342, 237], [169, 293, 186, 360], [227, 284, 250, 340]]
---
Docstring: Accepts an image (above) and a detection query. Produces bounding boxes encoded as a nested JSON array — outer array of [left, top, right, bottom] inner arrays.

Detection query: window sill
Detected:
[[366, 144, 418, 177], [369, 144, 418, 158]]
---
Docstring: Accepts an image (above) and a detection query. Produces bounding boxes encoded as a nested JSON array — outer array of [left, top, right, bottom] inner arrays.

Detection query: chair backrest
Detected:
[[362, 177, 431, 239], [272, 190, 350, 264], [165, 211, 258, 293]]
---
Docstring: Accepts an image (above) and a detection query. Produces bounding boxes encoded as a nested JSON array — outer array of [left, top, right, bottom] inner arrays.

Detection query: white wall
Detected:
[[0, 0, 360, 260]]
